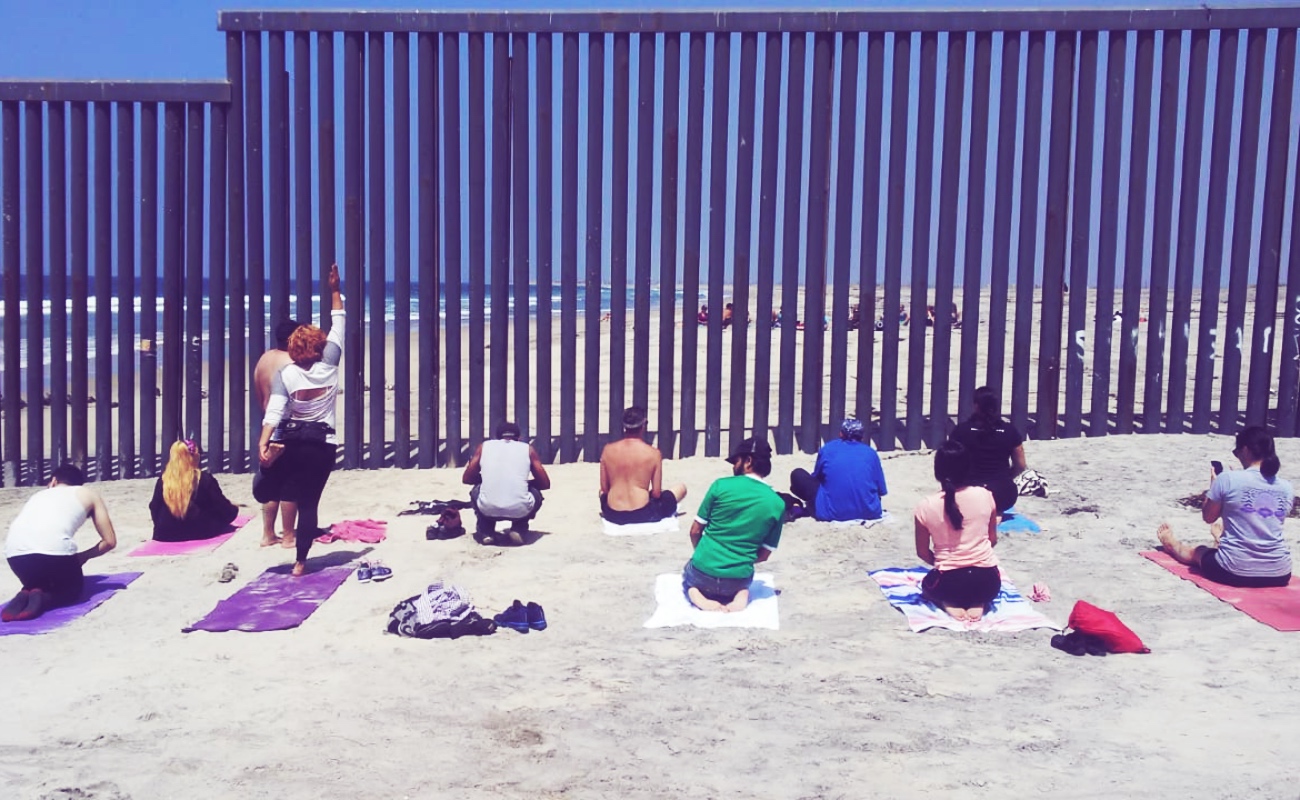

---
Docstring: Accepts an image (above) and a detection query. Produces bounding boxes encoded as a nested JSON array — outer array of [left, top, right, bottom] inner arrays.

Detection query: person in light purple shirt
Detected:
[[1158, 426, 1293, 588]]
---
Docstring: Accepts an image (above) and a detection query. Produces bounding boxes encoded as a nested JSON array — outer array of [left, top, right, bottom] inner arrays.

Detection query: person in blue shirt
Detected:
[[788, 417, 888, 522]]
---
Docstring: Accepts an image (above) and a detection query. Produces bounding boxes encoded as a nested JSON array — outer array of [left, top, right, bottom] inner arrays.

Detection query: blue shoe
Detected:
[[355, 562, 373, 583], [526, 601, 547, 631], [370, 561, 393, 582], [493, 600, 530, 633]]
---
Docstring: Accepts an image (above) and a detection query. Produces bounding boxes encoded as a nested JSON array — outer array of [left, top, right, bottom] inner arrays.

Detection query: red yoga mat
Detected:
[[1141, 550, 1300, 632]]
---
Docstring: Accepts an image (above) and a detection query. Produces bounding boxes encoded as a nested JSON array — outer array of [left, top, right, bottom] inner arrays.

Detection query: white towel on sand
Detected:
[[643, 572, 780, 630], [826, 510, 895, 528], [602, 516, 681, 536]]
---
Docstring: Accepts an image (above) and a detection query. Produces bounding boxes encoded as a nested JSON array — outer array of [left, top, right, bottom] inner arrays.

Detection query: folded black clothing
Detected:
[[1051, 631, 1109, 656], [398, 499, 474, 516]]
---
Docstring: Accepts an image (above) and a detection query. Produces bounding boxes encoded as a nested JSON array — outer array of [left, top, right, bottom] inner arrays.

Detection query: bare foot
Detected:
[[280, 533, 297, 550], [259, 535, 281, 547], [943, 604, 970, 622], [1156, 522, 1176, 550], [724, 589, 750, 613], [964, 606, 986, 622], [291, 561, 307, 577], [687, 587, 726, 612]]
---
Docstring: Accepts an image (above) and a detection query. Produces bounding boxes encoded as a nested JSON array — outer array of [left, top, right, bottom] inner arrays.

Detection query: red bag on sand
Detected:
[[1067, 600, 1150, 654]]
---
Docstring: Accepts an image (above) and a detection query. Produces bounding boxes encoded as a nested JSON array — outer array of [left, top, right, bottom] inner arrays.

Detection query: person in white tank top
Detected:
[[462, 421, 551, 545], [3, 464, 117, 622]]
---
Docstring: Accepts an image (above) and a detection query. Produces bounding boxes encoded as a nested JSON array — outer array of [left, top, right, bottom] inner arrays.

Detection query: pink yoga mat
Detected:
[[127, 514, 255, 557], [1141, 550, 1300, 632]]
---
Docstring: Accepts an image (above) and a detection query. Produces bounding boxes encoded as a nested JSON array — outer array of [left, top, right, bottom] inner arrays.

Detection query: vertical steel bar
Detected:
[[959, 31, 992, 420], [185, 103, 205, 443], [753, 31, 783, 442], [161, 102, 184, 461], [1277, 30, 1300, 434], [1167, 30, 1210, 433], [879, 32, 910, 451], [226, 33, 247, 473], [1011, 31, 1046, 434], [930, 31, 967, 445], [489, 33, 510, 436], [828, 32, 859, 437], [559, 32, 579, 462], [367, 31, 386, 468], [342, 31, 363, 468], [1036, 31, 1076, 440], [442, 33, 463, 463], [139, 104, 159, 474], [535, 33, 554, 459], [1140, 31, 1182, 434], [208, 103, 228, 471], [25, 102, 45, 481], [510, 33, 531, 436], [468, 32, 488, 452], [1218, 28, 1268, 432], [93, 102, 112, 478], [268, 31, 290, 326], [0, 101, 17, 482], [633, 32, 655, 415], [294, 31, 313, 322], [986, 31, 1021, 398], [1117, 30, 1156, 434], [417, 31, 439, 468], [729, 31, 758, 449], [681, 32, 707, 457], [244, 32, 267, 387], [1246, 27, 1296, 429], [610, 32, 630, 437], [856, 32, 886, 430], [1190, 31, 1232, 434], [800, 32, 834, 452], [905, 32, 938, 451], [48, 103, 67, 471], [1090, 30, 1128, 435], [69, 103, 89, 472], [394, 32, 412, 468], [583, 33, 606, 461], [116, 102, 136, 477], [658, 32, 683, 455], [317, 31, 336, 328], [1064, 32, 1099, 439], [705, 32, 730, 457]]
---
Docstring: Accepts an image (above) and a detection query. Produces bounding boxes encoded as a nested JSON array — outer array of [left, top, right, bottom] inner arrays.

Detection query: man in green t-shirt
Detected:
[[684, 436, 786, 612]]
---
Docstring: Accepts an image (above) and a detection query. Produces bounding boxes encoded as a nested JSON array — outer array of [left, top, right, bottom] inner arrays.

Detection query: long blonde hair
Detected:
[[161, 440, 201, 518]]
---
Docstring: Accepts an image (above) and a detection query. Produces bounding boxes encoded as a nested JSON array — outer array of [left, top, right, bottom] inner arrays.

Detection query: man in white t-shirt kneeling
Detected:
[[462, 422, 551, 545]]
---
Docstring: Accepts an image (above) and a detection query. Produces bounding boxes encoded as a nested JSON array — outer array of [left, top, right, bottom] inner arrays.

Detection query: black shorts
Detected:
[[1199, 549, 1291, 588], [921, 565, 1001, 609], [601, 492, 678, 525]]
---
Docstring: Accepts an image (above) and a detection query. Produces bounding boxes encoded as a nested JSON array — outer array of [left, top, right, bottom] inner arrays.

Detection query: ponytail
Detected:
[[1237, 425, 1281, 480], [941, 477, 964, 529]]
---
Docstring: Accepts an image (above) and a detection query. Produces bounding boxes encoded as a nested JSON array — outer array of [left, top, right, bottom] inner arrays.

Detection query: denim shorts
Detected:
[[681, 560, 753, 604]]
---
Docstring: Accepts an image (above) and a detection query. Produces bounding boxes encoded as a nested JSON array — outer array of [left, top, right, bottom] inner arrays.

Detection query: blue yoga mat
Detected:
[[998, 508, 1042, 534]]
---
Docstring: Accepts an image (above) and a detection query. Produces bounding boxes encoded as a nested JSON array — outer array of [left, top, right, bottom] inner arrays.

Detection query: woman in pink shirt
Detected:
[[914, 440, 1001, 621]]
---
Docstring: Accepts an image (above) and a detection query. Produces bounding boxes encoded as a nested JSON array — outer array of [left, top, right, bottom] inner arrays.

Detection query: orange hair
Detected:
[[161, 440, 200, 518], [287, 324, 328, 367]]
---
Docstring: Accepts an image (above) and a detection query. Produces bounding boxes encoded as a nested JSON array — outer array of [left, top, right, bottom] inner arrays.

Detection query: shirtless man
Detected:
[[599, 406, 687, 524], [251, 319, 301, 548]]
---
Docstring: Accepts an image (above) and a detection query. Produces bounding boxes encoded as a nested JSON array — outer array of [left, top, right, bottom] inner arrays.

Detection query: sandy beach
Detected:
[[1, 431, 1298, 799]]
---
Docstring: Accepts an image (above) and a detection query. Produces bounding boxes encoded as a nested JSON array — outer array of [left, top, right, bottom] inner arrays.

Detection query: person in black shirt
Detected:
[[947, 386, 1027, 513], [150, 440, 240, 542]]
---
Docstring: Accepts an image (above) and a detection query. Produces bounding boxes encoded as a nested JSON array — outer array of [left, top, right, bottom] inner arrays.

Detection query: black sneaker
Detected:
[[526, 601, 547, 631]]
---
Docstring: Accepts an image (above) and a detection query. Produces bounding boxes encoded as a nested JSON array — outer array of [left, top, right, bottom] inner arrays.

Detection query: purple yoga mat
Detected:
[[183, 560, 355, 633], [127, 514, 256, 557], [0, 572, 143, 636]]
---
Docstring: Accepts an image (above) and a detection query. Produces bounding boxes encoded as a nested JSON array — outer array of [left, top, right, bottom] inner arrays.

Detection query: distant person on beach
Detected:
[[149, 439, 239, 542], [1157, 426, 1293, 588], [949, 386, 1027, 514], [258, 263, 345, 577], [848, 304, 861, 331], [462, 421, 551, 545], [789, 417, 888, 522], [684, 436, 785, 613], [599, 406, 687, 525], [252, 318, 301, 547], [2, 464, 117, 622], [697, 304, 709, 325], [722, 303, 734, 327], [914, 439, 1001, 622]]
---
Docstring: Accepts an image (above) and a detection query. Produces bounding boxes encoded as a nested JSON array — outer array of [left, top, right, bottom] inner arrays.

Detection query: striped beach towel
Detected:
[[868, 566, 1061, 633]]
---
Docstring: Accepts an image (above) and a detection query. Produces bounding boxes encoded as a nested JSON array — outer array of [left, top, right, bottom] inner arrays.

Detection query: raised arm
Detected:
[[322, 264, 346, 365]]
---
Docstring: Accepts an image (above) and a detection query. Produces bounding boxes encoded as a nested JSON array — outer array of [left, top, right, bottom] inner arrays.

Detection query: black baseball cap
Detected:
[[496, 421, 521, 440], [726, 436, 772, 464]]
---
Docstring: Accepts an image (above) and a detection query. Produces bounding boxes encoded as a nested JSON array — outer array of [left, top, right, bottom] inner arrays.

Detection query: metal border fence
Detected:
[[2, 5, 1299, 485]]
